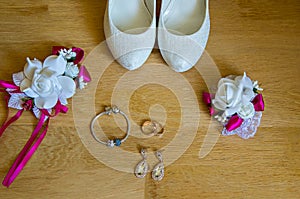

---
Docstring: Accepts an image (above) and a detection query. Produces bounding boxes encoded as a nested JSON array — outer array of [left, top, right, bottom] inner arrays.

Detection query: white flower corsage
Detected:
[[203, 72, 265, 139], [8, 46, 91, 112], [0, 46, 91, 187]]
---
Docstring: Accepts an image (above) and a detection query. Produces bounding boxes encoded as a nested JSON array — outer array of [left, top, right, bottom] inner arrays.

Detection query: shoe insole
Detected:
[[164, 0, 206, 35], [111, 0, 153, 33]]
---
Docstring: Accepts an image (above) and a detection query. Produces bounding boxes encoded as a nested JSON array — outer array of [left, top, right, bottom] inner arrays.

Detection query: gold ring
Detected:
[[141, 120, 164, 136]]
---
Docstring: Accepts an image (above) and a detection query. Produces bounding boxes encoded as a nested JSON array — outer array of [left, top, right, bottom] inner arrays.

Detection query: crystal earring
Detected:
[[152, 151, 164, 181], [134, 149, 149, 178]]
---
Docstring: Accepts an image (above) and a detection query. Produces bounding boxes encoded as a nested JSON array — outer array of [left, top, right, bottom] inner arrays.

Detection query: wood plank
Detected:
[[0, 0, 299, 198]]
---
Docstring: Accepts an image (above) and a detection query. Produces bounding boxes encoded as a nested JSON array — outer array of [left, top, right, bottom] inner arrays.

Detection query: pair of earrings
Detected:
[[134, 149, 164, 181]]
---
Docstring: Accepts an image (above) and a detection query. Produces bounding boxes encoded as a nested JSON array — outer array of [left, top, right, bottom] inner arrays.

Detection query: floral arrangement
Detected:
[[203, 72, 264, 139], [0, 46, 91, 187]]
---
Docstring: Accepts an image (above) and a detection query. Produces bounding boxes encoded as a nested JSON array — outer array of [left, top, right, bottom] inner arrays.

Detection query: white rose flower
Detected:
[[212, 73, 255, 117], [65, 62, 79, 78], [16, 55, 76, 109]]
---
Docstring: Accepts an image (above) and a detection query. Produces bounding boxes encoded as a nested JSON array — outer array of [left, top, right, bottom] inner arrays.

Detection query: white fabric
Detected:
[[158, 0, 210, 72], [104, 0, 156, 70]]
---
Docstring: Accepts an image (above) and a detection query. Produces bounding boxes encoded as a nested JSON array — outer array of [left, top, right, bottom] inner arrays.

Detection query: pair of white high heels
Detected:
[[104, 0, 210, 72]]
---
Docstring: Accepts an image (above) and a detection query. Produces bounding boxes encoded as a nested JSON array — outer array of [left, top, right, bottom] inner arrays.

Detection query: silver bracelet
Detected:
[[90, 106, 130, 147]]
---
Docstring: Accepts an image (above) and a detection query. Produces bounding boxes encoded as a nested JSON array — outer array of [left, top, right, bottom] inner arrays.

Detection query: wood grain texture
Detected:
[[0, 0, 299, 198]]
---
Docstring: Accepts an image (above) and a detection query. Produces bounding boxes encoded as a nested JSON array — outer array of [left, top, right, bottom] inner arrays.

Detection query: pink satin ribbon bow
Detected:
[[203, 92, 265, 131]]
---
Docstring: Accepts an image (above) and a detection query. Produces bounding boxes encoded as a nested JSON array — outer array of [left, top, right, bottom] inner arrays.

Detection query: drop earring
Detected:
[[134, 149, 149, 178], [152, 151, 164, 181]]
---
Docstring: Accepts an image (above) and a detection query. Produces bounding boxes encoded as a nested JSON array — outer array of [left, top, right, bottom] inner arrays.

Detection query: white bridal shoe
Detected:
[[158, 0, 210, 72], [104, 0, 156, 70]]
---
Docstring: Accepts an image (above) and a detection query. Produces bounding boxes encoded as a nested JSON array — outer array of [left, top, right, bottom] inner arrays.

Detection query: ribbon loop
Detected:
[[0, 80, 19, 90], [0, 110, 24, 137], [225, 114, 244, 131], [2, 113, 49, 187], [252, 94, 265, 111], [202, 92, 215, 116], [202, 92, 212, 105]]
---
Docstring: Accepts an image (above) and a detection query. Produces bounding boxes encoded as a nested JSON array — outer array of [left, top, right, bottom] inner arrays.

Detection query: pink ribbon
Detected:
[[78, 65, 91, 83], [41, 101, 68, 117], [225, 114, 244, 131], [202, 92, 215, 116], [0, 81, 48, 187], [0, 80, 20, 91], [0, 81, 68, 187], [1, 101, 68, 187], [2, 113, 49, 187], [252, 94, 264, 111], [0, 81, 24, 137], [0, 110, 24, 137]]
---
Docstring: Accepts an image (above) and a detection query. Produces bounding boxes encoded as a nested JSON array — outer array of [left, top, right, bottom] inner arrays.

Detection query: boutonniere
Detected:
[[203, 72, 264, 139], [0, 46, 91, 187]]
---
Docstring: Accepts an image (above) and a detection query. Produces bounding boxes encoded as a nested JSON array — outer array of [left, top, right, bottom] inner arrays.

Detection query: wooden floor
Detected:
[[0, 0, 299, 198]]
